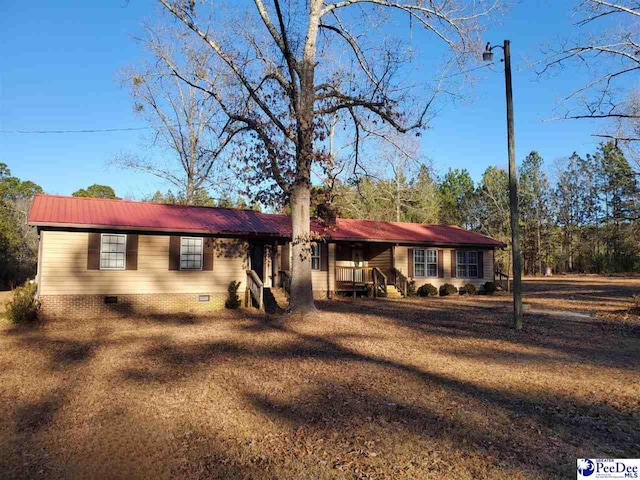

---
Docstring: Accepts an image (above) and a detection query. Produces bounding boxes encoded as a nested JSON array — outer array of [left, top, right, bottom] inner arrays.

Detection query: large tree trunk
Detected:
[[185, 175, 195, 205], [289, 182, 316, 314], [288, 0, 322, 316]]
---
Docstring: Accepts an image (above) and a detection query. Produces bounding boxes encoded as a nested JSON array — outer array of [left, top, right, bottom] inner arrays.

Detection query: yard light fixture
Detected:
[[482, 42, 494, 62], [483, 40, 524, 331]]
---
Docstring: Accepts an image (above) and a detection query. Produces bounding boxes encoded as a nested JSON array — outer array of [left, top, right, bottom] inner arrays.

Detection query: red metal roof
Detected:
[[326, 218, 505, 246], [28, 195, 505, 247]]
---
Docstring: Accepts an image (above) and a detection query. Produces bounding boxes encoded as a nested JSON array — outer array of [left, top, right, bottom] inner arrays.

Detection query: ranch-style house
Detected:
[[28, 195, 506, 319]]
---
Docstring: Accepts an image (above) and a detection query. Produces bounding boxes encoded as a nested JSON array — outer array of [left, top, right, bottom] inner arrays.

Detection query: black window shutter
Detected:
[[320, 242, 328, 271], [169, 236, 181, 270], [450, 250, 456, 278], [281, 243, 290, 271], [407, 248, 414, 277], [87, 233, 101, 270], [126, 234, 138, 270]]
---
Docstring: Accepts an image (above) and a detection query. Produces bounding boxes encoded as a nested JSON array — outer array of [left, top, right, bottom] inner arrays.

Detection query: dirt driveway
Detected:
[[0, 277, 638, 479]]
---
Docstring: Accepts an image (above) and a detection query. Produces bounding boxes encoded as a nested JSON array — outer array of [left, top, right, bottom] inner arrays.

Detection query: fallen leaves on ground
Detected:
[[0, 276, 638, 479]]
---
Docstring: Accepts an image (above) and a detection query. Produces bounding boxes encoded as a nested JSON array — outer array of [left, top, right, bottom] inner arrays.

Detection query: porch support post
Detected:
[[373, 270, 378, 298], [328, 243, 335, 298]]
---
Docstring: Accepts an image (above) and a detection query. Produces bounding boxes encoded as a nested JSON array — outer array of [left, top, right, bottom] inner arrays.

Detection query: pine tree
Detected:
[[519, 151, 551, 275], [438, 169, 475, 227]]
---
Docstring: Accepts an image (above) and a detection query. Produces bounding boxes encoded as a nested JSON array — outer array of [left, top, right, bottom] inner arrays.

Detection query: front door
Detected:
[[352, 249, 364, 267], [352, 249, 365, 283], [249, 243, 265, 281]]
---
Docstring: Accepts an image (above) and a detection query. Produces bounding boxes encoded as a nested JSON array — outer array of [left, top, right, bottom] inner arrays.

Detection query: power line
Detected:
[[0, 126, 155, 134], [2, 63, 497, 135], [442, 61, 497, 79]]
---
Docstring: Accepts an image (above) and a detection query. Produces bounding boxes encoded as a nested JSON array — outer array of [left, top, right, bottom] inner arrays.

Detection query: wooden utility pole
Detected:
[[504, 40, 523, 330]]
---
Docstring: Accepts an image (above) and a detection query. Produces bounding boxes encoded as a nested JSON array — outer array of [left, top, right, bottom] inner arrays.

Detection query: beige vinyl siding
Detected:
[[275, 242, 331, 295], [395, 246, 409, 277], [39, 231, 248, 295], [311, 269, 328, 294], [311, 243, 330, 295], [394, 246, 494, 289], [365, 244, 393, 279]]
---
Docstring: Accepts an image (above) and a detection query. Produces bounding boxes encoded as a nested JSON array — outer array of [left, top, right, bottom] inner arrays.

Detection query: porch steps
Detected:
[[263, 287, 289, 314], [386, 285, 403, 299]]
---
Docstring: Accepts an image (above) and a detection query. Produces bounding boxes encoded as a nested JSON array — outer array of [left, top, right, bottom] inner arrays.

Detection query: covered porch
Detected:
[[334, 242, 407, 297]]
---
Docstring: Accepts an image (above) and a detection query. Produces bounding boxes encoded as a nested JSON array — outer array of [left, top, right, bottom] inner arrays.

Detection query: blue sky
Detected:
[[1, 0, 604, 198]]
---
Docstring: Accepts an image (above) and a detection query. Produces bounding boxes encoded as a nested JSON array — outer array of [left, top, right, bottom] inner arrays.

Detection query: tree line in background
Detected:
[[0, 164, 42, 289], [0, 139, 637, 289], [0, 178, 119, 289], [326, 141, 639, 276]]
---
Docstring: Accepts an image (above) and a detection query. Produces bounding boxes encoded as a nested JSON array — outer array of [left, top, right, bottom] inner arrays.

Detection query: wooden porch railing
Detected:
[[335, 266, 373, 287], [392, 268, 408, 297], [246, 270, 264, 311], [278, 270, 291, 298], [372, 267, 387, 297], [495, 270, 509, 292]]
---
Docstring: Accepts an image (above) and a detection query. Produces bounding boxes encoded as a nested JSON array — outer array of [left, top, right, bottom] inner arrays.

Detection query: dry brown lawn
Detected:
[[0, 276, 639, 479]]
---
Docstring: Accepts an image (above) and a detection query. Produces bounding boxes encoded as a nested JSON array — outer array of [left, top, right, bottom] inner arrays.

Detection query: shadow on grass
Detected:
[[317, 298, 640, 371], [116, 309, 639, 478], [15, 391, 65, 433], [16, 333, 105, 372], [3, 290, 639, 479]]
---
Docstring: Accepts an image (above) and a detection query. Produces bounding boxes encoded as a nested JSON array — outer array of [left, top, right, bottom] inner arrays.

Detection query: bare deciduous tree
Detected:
[[332, 134, 440, 223], [155, 0, 501, 314], [539, 0, 640, 162], [116, 29, 235, 205]]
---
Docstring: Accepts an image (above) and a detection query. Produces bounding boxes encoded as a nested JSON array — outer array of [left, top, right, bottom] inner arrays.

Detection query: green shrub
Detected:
[[5, 281, 39, 324], [417, 284, 438, 297], [439, 283, 458, 296], [483, 281, 497, 295], [463, 284, 477, 295], [225, 281, 242, 309], [406, 280, 416, 297]]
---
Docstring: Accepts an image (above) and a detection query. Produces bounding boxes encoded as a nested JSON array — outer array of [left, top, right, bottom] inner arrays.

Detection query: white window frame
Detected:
[[100, 233, 127, 270], [311, 243, 321, 270], [413, 248, 437, 278], [413, 248, 425, 277], [180, 236, 204, 271], [456, 250, 479, 278]]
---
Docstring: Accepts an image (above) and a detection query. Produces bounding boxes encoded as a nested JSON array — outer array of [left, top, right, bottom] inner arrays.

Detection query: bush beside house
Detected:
[[225, 281, 242, 309], [483, 282, 497, 295], [5, 281, 39, 324], [439, 283, 458, 296], [463, 284, 477, 295], [417, 284, 438, 297]]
